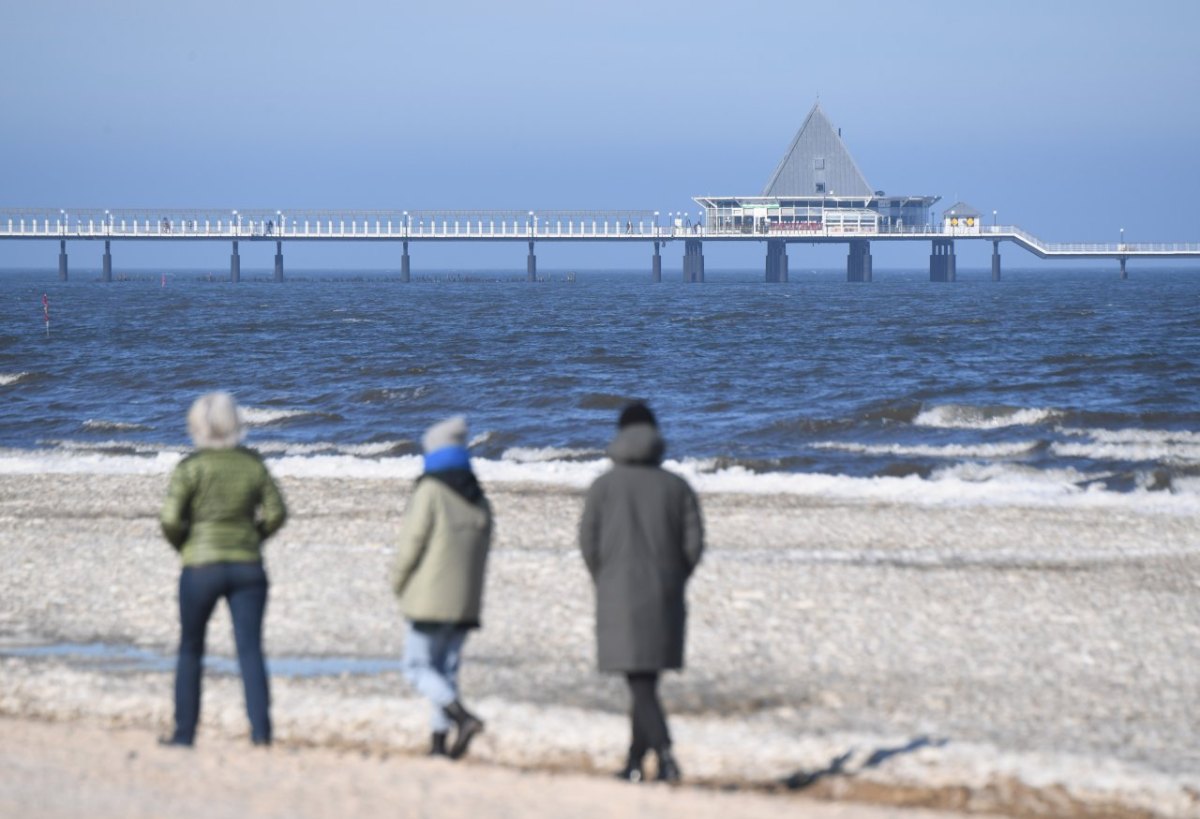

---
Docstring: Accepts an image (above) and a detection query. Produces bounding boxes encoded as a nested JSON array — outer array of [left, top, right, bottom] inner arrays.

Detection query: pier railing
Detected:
[[3, 207, 1198, 257]]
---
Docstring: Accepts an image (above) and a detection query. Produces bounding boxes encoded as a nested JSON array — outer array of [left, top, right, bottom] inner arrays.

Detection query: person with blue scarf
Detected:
[[392, 415, 492, 759]]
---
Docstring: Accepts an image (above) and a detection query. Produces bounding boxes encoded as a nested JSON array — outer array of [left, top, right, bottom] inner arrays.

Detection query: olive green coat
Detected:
[[392, 477, 492, 626], [160, 447, 287, 566]]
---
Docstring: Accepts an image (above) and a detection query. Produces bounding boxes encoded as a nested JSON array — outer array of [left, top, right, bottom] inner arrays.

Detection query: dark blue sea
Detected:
[[1, 266, 1197, 506]]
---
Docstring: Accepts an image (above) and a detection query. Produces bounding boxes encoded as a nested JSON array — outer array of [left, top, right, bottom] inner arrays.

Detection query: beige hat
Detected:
[[422, 415, 468, 453]]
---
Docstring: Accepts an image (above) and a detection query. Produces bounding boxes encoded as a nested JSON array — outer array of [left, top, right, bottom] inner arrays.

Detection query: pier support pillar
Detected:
[[102, 240, 112, 282], [401, 240, 411, 282], [652, 241, 662, 283], [58, 239, 68, 281], [930, 239, 956, 282], [230, 240, 241, 284], [766, 240, 790, 282], [274, 240, 284, 282], [683, 239, 705, 282], [527, 240, 537, 282], [1119, 256, 1128, 280], [847, 240, 872, 282], [991, 240, 1001, 281]]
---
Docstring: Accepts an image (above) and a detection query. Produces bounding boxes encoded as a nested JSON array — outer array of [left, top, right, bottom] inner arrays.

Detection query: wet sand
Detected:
[[1, 473, 1198, 817]]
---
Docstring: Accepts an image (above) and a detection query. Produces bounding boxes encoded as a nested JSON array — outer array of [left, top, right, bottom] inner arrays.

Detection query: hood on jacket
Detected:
[[607, 423, 665, 466]]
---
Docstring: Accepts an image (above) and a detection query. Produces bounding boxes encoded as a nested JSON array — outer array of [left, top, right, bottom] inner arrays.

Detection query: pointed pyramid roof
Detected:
[[762, 102, 873, 198]]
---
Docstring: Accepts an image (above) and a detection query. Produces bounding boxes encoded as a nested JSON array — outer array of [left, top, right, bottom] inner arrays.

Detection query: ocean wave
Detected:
[[1, 447, 1196, 515], [502, 446, 605, 463], [81, 419, 153, 433], [812, 440, 1040, 460], [252, 440, 411, 458], [239, 407, 339, 426], [1053, 427, 1200, 464], [914, 404, 1062, 430], [0, 372, 32, 386]]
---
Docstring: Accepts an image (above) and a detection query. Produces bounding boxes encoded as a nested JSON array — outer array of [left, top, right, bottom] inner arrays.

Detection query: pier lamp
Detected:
[[104, 210, 111, 234], [60, 209, 66, 234], [403, 210, 408, 237], [654, 211, 659, 237], [529, 210, 535, 235], [993, 210, 997, 228], [232, 210, 239, 235], [1120, 227, 1125, 249], [277, 210, 283, 234]]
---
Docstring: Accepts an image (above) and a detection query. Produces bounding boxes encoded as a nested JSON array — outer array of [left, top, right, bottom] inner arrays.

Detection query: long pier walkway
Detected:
[[3, 207, 1198, 283]]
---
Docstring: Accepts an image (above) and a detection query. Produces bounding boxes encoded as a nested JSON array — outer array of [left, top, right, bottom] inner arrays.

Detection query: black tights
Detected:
[[626, 672, 670, 759]]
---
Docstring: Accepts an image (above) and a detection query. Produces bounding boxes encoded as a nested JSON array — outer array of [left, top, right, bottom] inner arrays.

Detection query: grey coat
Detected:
[[579, 424, 704, 672]]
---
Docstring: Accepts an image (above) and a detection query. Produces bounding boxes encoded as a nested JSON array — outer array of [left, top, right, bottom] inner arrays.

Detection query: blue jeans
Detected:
[[402, 622, 468, 733], [173, 561, 271, 743]]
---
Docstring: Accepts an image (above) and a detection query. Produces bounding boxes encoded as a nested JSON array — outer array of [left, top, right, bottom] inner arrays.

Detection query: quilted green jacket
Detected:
[[160, 447, 287, 567]]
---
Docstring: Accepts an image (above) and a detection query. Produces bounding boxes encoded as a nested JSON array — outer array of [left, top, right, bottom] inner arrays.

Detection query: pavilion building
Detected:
[[694, 102, 939, 237]]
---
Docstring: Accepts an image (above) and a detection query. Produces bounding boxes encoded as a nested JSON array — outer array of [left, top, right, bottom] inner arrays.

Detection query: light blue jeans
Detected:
[[402, 622, 469, 733]]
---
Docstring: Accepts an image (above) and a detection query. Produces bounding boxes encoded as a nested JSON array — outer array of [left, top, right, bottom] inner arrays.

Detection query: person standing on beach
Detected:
[[159, 392, 287, 747], [393, 415, 492, 759], [580, 402, 704, 783]]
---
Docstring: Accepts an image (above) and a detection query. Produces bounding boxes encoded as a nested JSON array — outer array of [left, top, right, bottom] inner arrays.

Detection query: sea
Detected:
[[1, 266, 1197, 513]]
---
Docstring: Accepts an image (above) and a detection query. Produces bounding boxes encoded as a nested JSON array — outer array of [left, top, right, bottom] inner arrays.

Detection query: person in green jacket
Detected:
[[393, 415, 492, 759], [159, 392, 287, 747]]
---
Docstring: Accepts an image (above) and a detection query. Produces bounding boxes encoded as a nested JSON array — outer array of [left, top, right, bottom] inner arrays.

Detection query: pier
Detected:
[[4, 103, 1197, 283], [4, 207, 1198, 284]]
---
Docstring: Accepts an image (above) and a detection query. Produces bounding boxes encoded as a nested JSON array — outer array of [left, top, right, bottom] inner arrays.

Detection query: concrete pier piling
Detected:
[[652, 241, 662, 282], [230, 240, 240, 284], [401, 241, 410, 282], [58, 239, 68, 281], [766, 240, 789, 282], [526, 240, 536, 282], [930, 238, 956, 282], [847, 240, 872, 282], [274, 240, 284, 282], [992, 240, 1002, 281], [102, 240, 112, 282], [683, 239, 705, 282], [1120, 257, 1128, 280]]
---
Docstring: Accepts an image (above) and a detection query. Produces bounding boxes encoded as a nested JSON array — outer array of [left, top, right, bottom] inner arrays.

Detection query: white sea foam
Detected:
[[81, 419, 152, 433], [914, 404, 1061, 430], [1, 448, 1196, 515], [812, 440, 1039, 460], [502, 446, 604, 463], [239, 407, 321, 426], [0, 372, 30, 386], [252, 440, 410, 458], [1053, 428, 1200, 464]]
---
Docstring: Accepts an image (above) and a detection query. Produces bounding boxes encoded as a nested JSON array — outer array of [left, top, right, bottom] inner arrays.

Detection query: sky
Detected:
[[1, 0, 1198, 273]]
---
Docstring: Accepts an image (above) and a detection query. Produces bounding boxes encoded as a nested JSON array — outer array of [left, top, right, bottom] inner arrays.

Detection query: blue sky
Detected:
[[2, 0, 1197, 273]]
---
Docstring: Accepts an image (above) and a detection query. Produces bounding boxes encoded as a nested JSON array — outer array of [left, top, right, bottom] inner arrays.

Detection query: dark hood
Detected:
[[607, 423, 665, 466], [419, 468, 486, 505]]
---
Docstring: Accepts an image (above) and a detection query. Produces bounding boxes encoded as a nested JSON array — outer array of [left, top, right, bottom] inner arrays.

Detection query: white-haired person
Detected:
[[159, 392, 287, 747]]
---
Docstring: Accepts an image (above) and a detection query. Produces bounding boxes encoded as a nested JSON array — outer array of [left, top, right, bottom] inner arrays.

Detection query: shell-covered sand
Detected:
[[1, 473, 1198, 817]]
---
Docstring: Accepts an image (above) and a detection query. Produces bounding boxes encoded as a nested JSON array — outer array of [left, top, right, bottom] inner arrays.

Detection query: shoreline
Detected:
[[2, 473, 1198, 817]]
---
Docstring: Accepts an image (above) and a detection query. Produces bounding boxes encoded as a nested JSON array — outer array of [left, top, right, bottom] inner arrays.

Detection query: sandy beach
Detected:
[[2, 472, 1198, 817]]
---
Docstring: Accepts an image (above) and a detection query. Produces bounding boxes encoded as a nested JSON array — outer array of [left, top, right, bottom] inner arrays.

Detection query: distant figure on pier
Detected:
[[580, 402, 704, 783], [392, 415, 492, 759], [159, 392, 288, 748]]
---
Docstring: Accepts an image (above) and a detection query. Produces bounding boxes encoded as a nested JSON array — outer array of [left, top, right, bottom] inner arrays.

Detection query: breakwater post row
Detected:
[[4, 209, 1199, 282]]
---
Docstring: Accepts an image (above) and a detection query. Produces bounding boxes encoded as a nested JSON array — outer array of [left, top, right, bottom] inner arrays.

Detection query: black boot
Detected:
[[157, 733, 193, 748], [443, 700, 484, 760], [615, 746, 645, 783], [655, 748, 681, 783], [430, 731, 449, 757]]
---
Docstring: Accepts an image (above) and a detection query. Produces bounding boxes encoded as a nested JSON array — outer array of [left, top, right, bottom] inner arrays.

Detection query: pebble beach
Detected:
[[2, 471, 1199, 818]]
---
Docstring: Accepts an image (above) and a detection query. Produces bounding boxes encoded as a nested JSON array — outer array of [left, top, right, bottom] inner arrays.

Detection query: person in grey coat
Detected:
[[579, 402, 704, 783]]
